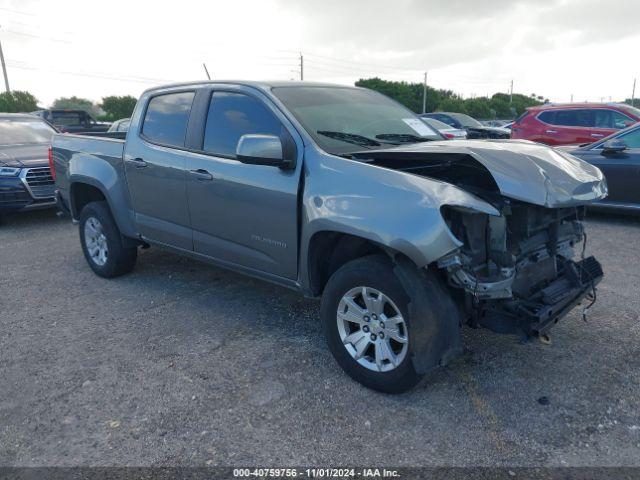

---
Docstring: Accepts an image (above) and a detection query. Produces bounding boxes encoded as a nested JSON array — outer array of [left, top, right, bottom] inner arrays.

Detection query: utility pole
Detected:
[[0, 26, 10, 93], [509, 79, 513, 104], [299, 53, 303, 81], [202, 63, 211, 80], [632, 78, 636, 107], [570, 94, 573, 103], [422, 71, 428, 114]]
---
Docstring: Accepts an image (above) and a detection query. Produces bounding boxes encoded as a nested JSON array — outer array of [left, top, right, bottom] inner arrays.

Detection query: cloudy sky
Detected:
[[0, 0, 637, 107]]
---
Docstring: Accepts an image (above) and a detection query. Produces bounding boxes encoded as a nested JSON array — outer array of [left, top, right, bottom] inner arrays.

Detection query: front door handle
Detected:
[[590, 133, 604, 138], [128, 157, 148, 168], [546, 129, 557, 134], [190, 168, 214, 181]]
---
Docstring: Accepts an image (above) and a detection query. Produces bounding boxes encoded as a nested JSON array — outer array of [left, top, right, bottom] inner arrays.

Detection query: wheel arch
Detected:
[[306, 230, 422, 297]]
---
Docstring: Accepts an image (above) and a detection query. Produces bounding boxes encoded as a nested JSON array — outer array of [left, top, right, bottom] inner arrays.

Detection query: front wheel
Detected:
[[321, 255, 423, 393], [79, 201, 137, 278]]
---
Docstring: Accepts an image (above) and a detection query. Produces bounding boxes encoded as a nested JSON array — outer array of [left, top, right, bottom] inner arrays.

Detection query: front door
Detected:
[[124, 90, 196, 250], [588, 128, 640, 205], [185, 88, 302, 279]]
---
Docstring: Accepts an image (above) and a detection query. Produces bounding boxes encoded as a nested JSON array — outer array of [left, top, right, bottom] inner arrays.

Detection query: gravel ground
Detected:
[[1, 209, 639, 467]]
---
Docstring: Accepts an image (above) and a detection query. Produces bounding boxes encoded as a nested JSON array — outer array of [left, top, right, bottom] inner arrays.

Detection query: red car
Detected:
[[511, 103, 640, 146]]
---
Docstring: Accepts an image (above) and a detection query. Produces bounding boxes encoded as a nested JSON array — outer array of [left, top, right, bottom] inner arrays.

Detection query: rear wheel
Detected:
[[79, 201, 137, 278], [321, 255, 423, 393]]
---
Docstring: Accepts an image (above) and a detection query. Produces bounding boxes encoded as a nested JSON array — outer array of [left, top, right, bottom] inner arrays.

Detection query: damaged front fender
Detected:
[[300, 149, 500, 284]]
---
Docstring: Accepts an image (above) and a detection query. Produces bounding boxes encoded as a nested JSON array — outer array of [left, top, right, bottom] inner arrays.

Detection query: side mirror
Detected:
[[236, 134, 293, 168], [602, 138, 627, 154]]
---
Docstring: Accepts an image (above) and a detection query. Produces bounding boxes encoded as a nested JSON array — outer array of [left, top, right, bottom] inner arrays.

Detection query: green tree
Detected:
[[436, 98, 468, 114], [355, 77, 457, 113], [0, 90, 39, 113], [355, 78, 543, 120], [52, 96, 98, 116], [99, 95, 137, 121]]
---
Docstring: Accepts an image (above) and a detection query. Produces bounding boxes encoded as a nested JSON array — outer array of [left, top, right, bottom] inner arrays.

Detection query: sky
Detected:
[[0, 0, 638, 107]]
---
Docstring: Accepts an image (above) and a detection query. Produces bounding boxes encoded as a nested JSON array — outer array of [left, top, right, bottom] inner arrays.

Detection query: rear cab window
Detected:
[[141, 91, 195, 147], [51, 112, 85, 126]]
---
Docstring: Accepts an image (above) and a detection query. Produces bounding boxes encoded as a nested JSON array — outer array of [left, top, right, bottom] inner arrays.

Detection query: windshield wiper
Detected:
[[317, 130, 382, 147], [375, 133, 432, 143]]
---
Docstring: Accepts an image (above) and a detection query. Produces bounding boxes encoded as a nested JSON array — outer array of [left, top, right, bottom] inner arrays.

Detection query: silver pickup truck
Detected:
[[52, 81, 607, 393]]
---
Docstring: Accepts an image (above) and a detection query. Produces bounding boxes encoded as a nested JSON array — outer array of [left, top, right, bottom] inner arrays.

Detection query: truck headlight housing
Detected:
[[0, 167, 20, 177]]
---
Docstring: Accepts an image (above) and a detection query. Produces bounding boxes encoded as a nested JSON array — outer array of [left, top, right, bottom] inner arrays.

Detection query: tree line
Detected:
[[1, 82, 637, 121], [355, 77, 547, 119], [0, 91, 137, 121]]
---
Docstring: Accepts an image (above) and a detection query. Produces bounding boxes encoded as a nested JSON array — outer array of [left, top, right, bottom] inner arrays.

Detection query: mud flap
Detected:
[[393, 256, 464, 374]]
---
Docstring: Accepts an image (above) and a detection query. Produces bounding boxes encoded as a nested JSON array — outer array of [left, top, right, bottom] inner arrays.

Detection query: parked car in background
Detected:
[[420, 116, 467, 139], [0, 114, 57, 217], [559, 122, 640, 213], [511, 103, 640, 146], [108, 118, 130, 133], [482, 120, 511, 128], [422, 112, 510, 139], [52, 81, 605, 393], [32, 109, 111, 134]]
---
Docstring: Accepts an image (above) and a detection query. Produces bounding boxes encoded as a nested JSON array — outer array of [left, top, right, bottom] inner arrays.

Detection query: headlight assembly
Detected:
[[0, 167, 20, 177]]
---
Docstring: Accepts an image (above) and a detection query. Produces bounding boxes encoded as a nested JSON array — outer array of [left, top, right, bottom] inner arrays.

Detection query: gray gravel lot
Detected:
[[1, 209, 639, 467]]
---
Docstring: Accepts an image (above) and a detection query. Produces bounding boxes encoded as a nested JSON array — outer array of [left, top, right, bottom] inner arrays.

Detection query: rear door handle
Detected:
[[546, 129, 557, 134], [590, 133, 604, 138], [190, 168, 214, 181], [128, 157, 148, 168]]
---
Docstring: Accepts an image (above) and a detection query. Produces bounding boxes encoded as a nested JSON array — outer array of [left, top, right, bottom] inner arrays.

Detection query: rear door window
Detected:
[[547, 109, 593, 127], [538, 111, 556, 125], [142, 91, 195, 147], [203, 91, 282, 157]]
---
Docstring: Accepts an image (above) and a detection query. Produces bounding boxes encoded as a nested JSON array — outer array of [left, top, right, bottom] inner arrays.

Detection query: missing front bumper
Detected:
[[475, 256, 603, 336]]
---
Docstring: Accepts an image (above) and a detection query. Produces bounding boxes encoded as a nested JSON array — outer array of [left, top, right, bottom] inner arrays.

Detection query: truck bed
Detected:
[[53, 133, 125, 164]]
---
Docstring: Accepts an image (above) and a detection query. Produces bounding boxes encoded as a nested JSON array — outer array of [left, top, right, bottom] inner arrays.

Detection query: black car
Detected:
[[31, 109, 111, 134], [0, 114, 58, 218], [560, 123, 640, 213], [422, 112, 511, 139]]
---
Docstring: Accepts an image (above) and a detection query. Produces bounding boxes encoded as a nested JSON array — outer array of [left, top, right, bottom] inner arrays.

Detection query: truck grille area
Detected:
[[439, 201, 602, 336], [23, 167, 55, 199]]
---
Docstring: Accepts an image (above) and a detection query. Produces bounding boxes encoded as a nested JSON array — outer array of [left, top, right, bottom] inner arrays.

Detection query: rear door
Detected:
[[184, 86, 303, 279], [123, 90, 196, 249], [548, 109, 595, 145]]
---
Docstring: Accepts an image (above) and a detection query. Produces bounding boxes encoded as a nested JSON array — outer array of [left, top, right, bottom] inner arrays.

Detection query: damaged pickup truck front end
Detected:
[[351, 139, 606, 339]]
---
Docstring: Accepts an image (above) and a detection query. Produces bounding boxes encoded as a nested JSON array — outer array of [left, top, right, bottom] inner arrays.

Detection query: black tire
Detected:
[[321, 255, 423, 393], [79, 201, 137, 278]]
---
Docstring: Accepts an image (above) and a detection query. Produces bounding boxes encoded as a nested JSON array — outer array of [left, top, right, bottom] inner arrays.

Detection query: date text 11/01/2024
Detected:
[[233, 468, 400, 477]]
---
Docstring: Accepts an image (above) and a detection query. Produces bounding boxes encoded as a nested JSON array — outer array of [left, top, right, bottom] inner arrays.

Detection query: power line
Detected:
[[2, 28, 71, 44], [0, 7, 38, 17], [6, 60, 174, 85]]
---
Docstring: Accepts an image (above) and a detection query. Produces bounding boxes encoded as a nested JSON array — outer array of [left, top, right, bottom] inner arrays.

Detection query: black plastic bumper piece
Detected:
[[478, 256, 603, 336], [55, 189, 71, 216]]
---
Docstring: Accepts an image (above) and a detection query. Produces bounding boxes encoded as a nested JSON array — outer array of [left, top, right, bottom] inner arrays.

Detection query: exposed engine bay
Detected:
[[352, 147, 605, 337], [437, 202, 602, 336]]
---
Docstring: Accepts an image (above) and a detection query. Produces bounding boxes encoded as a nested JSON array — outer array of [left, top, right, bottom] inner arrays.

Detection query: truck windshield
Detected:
[[0, 118, 56, 145], [272, 86, 441, 155]]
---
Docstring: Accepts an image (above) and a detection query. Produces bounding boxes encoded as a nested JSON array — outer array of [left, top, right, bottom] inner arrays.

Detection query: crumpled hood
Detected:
[[0, 144, 49, 168], [355, 139, 607, 208]]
